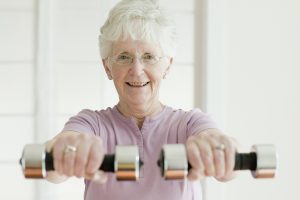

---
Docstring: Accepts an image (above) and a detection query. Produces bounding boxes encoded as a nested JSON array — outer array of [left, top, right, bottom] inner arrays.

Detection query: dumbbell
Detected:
[[20, 144, 143, 180], [157, 144, 277, 180]]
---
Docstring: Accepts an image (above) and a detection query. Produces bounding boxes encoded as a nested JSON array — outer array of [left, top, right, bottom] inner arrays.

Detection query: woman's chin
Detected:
[[123, 96, 152, 107]]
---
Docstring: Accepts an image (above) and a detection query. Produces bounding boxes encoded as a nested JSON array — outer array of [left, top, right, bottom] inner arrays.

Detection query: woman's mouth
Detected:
[[126, 81, 150, 87]]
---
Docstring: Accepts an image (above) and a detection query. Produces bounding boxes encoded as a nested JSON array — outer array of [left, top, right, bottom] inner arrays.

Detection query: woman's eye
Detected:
[[118, 55, 130, 60], [143, 54, 155, 60]]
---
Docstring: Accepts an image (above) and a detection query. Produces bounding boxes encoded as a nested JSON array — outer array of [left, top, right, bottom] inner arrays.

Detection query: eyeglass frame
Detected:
[[108, 52, 168, 66]]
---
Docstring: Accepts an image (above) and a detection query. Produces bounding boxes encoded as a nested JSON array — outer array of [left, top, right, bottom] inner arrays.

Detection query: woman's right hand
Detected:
[[45, 131, 107, 183]]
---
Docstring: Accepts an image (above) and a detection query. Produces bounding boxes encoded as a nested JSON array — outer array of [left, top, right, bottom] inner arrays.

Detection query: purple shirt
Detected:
[[63, 105, 218, 200]]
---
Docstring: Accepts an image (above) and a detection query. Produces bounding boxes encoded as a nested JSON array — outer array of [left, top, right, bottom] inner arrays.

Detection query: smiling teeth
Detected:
[[127, 82, 149, 87]]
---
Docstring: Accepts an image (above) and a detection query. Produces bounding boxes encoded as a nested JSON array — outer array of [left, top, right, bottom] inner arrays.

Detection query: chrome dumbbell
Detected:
[[20, 144, 143, 180], [157, 144, 277, 180]]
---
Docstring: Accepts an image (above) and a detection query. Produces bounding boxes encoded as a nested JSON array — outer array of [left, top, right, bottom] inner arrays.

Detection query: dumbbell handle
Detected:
[[186, 152, 257, 170], [234, 152, 257, 170], [44, 152, 116, 172]]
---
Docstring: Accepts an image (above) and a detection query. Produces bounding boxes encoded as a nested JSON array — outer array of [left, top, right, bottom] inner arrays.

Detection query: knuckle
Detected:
[[187, 135, 197, 142], [74, 166, 84, 177], [205, 170, 213, 176], [203, 155, 213, 167], [79, 133, 90, 141], [63, 164, 72, 175], [89, 152, 100, 162], [213, 149, 223, 158], [228, 140, 236, 152], [65, 134, 78, 144], [76, 156, 87, 166], [186, 143, 197, 154], [65, 170, 73, 176], [200, 147, 211, 159], [95, 136, 103, 145]]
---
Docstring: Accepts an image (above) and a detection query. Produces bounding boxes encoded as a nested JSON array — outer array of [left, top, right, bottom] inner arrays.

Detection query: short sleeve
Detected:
[[62, 109, 100, 136], [186, 109, 219, 137]]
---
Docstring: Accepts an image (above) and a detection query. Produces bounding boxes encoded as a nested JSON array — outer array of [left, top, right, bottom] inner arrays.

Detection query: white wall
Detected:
[[0, 0, 35, 199], [202, 0, 300, 200], [223, 0, 300, 199]]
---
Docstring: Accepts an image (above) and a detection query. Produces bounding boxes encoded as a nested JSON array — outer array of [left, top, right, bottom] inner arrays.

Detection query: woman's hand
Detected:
[[186, 129, 238, 182], [45, 131, 107, 184]]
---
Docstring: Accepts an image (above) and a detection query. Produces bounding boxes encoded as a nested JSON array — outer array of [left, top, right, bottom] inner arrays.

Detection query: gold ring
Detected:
[[215, 144, 225, 151], [64, 145, 77, 153]]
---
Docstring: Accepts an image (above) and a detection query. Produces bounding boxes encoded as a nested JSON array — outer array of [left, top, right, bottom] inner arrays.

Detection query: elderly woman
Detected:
[[46, 0, 237, 199]]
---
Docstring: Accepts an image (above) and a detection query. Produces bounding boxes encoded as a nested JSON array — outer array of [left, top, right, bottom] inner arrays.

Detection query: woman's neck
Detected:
[[116, 101, 164, 128]]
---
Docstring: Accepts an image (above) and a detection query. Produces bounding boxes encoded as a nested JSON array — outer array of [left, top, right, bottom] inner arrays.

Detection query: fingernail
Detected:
[[91, 172, 107, 184], [92, 172, 100, 180]]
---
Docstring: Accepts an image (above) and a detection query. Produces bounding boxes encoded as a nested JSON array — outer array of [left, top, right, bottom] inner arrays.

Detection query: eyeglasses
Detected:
[[109, 53, 166, 66]]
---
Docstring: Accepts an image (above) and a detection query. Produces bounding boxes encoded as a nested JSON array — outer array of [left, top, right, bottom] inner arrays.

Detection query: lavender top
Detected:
[[62, 105, 218, 200]]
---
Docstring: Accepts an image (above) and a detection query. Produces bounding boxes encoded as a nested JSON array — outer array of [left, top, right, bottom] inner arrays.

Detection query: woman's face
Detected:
[[103, 39, 172, 107]]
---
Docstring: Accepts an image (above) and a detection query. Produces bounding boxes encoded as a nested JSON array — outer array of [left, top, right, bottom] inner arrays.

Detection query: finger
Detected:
[[222, 138, 236, 178], [86, 138, 104, 174], [74, 142, 90, 178], [52, 139, 65, 175], [63, 146, 77, 176], [186, 141, 204, 172], [195, 140, 215, 176], [208, 137, 226, 178], [61, 133, 84, 176], [213, 148, 225, 179]]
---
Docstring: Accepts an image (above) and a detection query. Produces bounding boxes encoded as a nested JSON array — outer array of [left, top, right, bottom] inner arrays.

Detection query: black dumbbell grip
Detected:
[[187, 152, 257, 171], [45, 152, 115, 172], [234, 152, 257, 170]]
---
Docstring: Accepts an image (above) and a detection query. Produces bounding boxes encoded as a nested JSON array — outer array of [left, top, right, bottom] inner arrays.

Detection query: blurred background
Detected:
[[0, 0, 299, 199]]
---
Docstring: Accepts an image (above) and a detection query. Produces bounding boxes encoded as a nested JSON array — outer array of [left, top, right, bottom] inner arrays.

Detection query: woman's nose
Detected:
[[130, 58, 145, 76]]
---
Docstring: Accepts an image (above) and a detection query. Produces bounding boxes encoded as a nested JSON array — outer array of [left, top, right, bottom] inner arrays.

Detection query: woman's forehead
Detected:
[[112, 39, 162, 55]]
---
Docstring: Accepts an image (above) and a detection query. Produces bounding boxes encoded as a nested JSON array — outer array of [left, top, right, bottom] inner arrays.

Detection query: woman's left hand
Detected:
[[186, 129, 238, 182]]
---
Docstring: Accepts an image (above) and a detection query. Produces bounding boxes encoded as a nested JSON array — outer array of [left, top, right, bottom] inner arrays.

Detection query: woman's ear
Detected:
[[102, 59, 112, 80], [164, 57, 173, 79]]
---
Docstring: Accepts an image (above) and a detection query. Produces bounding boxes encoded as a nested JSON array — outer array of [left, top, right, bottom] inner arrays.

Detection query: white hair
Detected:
[[99, 0, 177, 58]]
